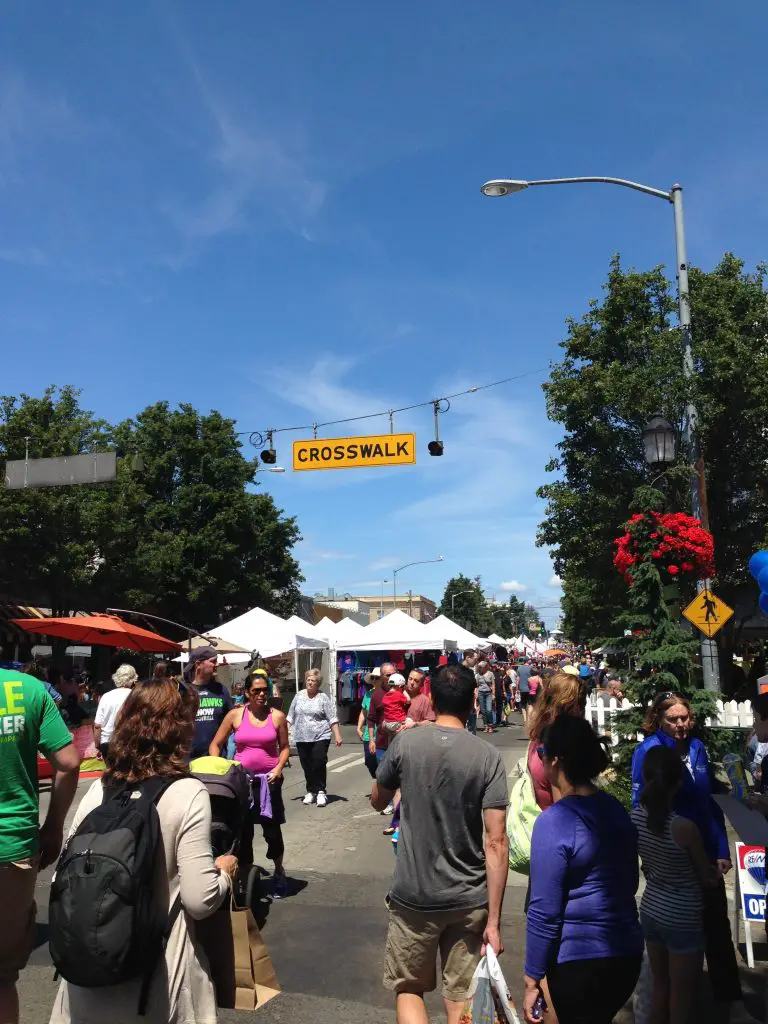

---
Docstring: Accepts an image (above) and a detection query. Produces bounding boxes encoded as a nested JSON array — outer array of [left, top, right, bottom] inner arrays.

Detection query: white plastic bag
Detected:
[[459, 948, 521, 1024]]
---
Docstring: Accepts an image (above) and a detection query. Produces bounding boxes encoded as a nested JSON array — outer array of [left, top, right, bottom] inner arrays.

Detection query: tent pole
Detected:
[[294, 647, 299, 698]]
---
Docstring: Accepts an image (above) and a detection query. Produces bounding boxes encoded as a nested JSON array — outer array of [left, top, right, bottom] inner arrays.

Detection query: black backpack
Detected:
[[48, 776, 183, 1014]]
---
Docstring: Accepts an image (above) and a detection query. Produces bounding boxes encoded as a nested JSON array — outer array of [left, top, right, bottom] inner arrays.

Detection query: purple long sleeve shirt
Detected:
[[525, 791, 642, 980]]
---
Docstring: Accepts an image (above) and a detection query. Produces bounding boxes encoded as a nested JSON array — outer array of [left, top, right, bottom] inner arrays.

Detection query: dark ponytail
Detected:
[[539, 715, 610, 786], [640, 745, 683, 835]]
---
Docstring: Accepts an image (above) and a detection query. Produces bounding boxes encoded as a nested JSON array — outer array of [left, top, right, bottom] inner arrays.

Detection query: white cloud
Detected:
[[500, 580, 528, 593], [164, 63, 326, 241], [548, 574, 562, 588]]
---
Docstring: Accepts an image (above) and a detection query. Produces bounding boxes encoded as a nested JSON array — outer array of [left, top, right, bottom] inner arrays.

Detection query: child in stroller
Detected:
[[190, 755, 262, 910]]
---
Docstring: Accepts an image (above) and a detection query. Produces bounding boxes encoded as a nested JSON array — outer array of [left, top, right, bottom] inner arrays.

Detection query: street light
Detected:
[[643, 415, 676, 467], [392, 556, 444, 609], [481, 174, 720, 691], [255, 466, 286, 475], [451, 589, 474, 620]]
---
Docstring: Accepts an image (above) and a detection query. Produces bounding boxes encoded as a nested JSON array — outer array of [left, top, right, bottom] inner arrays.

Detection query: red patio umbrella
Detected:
[[13, 613, 181, 653]]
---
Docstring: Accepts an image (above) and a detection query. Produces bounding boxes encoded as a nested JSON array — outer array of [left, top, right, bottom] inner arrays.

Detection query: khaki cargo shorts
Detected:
[[384, 901, 488, 1002], [0, 858, 39, 984]]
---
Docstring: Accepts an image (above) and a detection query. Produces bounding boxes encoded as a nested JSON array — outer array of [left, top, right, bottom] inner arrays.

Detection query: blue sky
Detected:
[[1, 1, 766, 627]]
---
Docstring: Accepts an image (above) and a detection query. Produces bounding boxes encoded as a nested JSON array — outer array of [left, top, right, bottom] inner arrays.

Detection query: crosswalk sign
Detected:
[[682, 590, 734, 638]]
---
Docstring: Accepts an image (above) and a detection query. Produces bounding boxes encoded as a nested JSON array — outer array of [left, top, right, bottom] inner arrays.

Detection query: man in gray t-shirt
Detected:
[[372, 664, 509, 1020]]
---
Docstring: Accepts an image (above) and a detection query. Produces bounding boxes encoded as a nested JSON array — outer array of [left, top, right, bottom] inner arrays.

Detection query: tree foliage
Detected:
[[538, 254, 768, 644], [0, 388, 303, 628], [438, 575, 495, 638]]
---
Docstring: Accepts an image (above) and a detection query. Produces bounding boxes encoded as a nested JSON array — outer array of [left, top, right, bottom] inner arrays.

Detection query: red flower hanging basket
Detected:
[[614, 511, 714, 585]]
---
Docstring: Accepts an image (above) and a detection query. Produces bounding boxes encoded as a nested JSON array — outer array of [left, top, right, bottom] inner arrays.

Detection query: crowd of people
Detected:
[[0, 646, 766, 1024]]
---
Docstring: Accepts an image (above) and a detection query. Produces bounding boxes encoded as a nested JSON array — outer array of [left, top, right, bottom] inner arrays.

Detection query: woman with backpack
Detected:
[[48, 677, 238, 1024], [209, 669, 291, 899]]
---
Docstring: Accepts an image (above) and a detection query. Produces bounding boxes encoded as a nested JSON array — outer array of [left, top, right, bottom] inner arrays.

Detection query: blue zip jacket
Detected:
[[631, 730, 729, 862]]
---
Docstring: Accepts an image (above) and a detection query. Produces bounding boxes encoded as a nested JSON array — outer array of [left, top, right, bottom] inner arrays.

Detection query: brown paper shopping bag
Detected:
[[197, 897, 281, 1011]]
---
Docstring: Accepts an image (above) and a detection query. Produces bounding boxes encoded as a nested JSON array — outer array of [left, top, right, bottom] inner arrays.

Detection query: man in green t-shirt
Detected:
[[0, 666, 80, 1024]]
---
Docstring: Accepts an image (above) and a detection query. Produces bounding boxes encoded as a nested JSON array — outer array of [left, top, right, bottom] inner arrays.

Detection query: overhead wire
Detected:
[[240, 366, 549, 445]]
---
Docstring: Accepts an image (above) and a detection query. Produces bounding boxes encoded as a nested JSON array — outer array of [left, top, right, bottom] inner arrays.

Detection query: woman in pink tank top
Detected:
[[209, 671, 290, 898]]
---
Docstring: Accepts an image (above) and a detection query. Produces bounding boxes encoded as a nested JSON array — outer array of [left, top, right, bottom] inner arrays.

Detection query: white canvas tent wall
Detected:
[[421, 614, 490, 651], [346, 609, 456, 652], [485, 633, 508, 646]]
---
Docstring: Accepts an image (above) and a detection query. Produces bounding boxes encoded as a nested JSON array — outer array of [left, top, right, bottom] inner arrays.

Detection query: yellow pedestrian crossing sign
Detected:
[[682, 590, 733, 638]]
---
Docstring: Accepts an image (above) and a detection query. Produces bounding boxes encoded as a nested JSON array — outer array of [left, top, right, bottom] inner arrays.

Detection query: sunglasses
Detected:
[[250, 686, 269, 694]]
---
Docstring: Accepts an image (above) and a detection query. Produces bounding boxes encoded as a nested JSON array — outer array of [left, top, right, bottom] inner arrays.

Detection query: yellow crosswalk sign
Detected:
[[682, 590, 733, 638]]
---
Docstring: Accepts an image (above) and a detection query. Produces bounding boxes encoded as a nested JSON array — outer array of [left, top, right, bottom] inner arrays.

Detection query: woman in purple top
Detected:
[[523, 716, 642, 1024]]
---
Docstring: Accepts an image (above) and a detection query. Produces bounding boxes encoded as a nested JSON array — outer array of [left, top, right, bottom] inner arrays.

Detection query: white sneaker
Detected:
[[303, 792, 315, 805], [384, 802, 395, 815], [316, 791, 327, 807]]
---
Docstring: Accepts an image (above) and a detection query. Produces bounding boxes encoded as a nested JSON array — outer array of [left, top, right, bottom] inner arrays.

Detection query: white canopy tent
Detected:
[[210, 606, 328, 659], [421, 614, 491, 651], [342, 609, 456, 652], [314, 616, 339, 641], [485, 632, 508, 646]]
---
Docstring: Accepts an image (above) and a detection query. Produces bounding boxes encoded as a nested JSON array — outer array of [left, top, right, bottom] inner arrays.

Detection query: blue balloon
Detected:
[[758, 566, 768, 592], [750, 550, 768, 580], [760, 592, 768, 616]]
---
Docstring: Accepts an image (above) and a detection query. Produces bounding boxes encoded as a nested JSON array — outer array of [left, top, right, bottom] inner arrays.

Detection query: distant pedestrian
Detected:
[[287, 668, 342, 807], [93, 663, 137, 762], [357, 669, 380, 779], [368, 663, 397, 814], [517, 658, 534, 725], [524, 715, 642, 1024], [0, 666, 80, 1024], [475, 660, 496, 734], [372, 664, 509, 1023], [385, 670, 435, 837]]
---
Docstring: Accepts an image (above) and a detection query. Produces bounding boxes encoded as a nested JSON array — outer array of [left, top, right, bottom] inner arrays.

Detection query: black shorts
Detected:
[[249, 776, 286, 826], [518, 692, 533, 708]]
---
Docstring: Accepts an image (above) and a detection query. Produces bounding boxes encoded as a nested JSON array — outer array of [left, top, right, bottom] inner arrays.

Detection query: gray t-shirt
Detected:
[[517, 665, 532, 693], [476, 670, 494, 694], [376, 726, 508, 912]]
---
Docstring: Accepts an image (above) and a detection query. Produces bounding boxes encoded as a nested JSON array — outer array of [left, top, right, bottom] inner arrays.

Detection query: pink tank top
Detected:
[[528, 740, 553, 810], [234, 709, 280, 774]]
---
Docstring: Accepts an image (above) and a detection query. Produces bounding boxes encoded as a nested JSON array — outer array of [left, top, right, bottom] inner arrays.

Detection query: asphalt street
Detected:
[[19, 720, 767, 1023]]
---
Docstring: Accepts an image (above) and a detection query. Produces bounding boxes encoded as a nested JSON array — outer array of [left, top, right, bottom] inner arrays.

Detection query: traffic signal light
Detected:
[[261, 448, 277, 464], [428, 441, 444, 457]]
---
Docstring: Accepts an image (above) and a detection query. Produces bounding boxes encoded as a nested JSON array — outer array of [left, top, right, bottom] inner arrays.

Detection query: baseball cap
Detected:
[[389, 673, 406, 687]]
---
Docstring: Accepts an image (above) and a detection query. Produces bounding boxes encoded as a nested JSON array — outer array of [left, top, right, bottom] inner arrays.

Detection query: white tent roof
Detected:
[[314, 616, 338, 640], [284, 614, 326, 639], [421, 614, 491, 650], [331, 616, 369, 648], [341, 609, 456, 652], [210, 606, 328, 659], [486, 633, 508, 645]]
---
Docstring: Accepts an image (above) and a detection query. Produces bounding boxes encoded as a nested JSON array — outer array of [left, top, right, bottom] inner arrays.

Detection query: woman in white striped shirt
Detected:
[[287, 669, 342, 807], [631, 744, 718, 1024]]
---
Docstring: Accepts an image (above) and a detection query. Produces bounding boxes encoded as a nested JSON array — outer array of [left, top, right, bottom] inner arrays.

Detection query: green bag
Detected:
[[506, 756, 540, 875]]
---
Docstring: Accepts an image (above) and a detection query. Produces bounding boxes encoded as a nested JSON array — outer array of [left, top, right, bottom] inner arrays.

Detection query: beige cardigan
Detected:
[[48, 777, 230, 1024]]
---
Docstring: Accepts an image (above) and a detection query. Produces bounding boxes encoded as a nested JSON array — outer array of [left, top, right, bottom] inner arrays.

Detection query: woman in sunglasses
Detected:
[[630, 693, 751, 1019], [523, 715, 642, 1024], [209, 669, 290, 899]]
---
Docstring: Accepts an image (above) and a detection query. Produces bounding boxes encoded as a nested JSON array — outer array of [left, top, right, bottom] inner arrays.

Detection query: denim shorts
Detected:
[[640, 912, 704, 954]]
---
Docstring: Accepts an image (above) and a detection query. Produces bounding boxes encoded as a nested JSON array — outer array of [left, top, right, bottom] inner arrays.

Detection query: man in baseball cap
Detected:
[[186, 646, 233, 759]]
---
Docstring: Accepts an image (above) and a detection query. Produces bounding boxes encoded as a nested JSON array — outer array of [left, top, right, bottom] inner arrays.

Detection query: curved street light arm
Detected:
[[526, 177, 672, 202]]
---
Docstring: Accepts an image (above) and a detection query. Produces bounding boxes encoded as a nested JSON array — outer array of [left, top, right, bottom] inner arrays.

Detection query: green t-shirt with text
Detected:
[[0, 667, 73, 862]]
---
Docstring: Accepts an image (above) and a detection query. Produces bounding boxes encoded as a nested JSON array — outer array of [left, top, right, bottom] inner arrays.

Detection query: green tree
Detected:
[[489, 603, 513, 638], [538, 254, 768, 645], [438, 575, 495, 638], [93, 402, 303, 628], [0, 386, 112, 612]]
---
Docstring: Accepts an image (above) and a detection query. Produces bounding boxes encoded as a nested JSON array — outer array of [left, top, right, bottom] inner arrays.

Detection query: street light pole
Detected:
[[392, 556, 444, 610], [380, 580, 389, 618], [481, 175, 720, 690], [451, 589, 474, 622]]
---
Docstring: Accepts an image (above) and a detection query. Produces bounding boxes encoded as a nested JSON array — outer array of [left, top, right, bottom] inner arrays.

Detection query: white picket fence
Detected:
[[584, 696, 753, 747]]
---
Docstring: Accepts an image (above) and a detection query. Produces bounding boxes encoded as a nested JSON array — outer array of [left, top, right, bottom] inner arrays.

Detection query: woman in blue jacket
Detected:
[[631, 692, 744, 1011]]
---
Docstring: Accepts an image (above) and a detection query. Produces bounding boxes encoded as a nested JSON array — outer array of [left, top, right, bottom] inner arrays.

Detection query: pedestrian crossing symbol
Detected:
[[682, 590, 733, 638]]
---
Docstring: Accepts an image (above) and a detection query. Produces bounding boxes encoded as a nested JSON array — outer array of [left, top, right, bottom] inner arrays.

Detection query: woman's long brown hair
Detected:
[[641, 692, 695, 736], [527, 671, 587, 742], [104, 679, 198, 785]]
